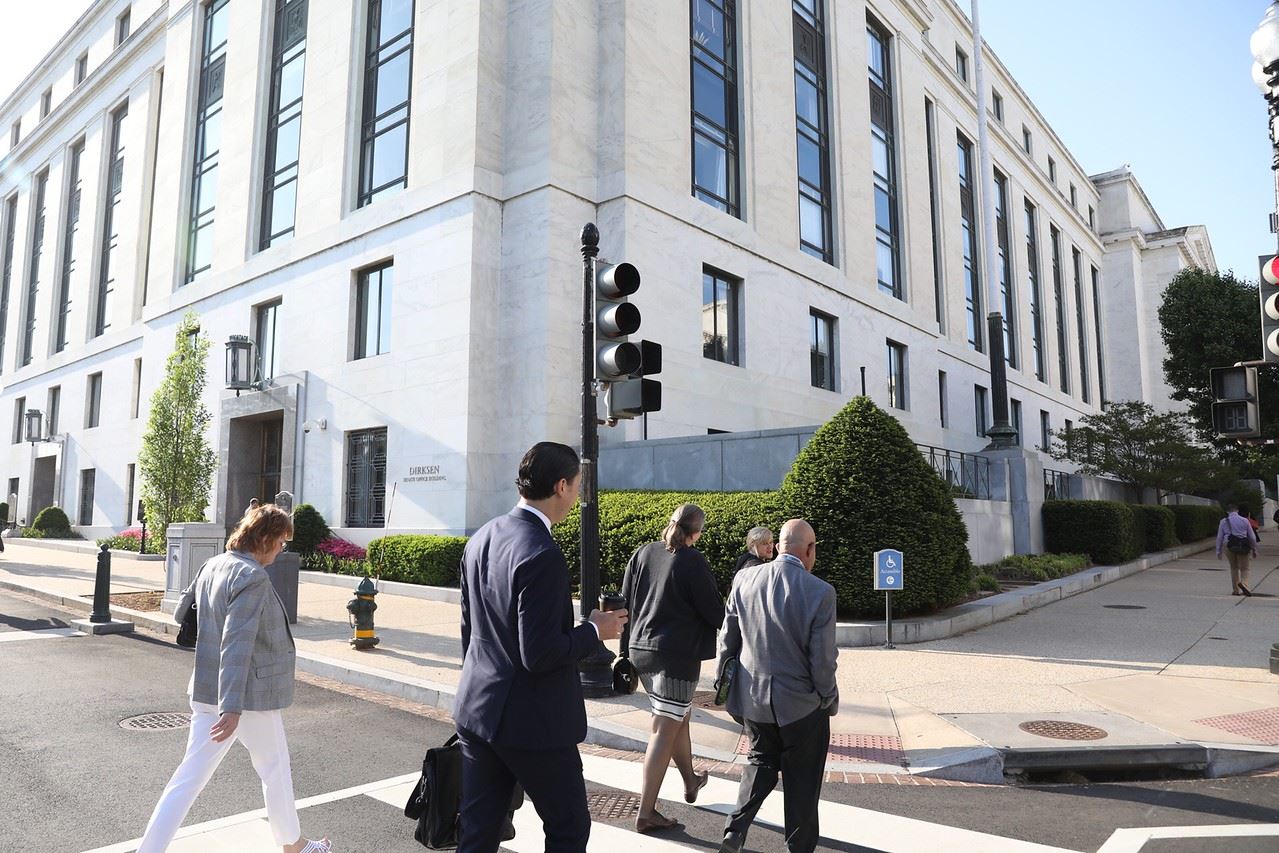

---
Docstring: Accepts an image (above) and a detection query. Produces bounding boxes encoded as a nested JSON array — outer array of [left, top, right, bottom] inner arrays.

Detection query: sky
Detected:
[[0, 1, 1272, 280]]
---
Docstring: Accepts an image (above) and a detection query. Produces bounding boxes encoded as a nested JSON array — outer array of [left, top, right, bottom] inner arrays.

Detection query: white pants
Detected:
[[137, 701, 301, 852]]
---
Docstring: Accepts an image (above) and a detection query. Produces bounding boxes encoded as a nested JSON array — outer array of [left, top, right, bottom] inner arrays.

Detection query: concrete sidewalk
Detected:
[[4, 537, 1279, 784]]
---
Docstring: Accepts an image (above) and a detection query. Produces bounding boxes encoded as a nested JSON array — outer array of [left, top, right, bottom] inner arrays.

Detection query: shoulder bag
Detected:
[[404, 734, 522, 849]]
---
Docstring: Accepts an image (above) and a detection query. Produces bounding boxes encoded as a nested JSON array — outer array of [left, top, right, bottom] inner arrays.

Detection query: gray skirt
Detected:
[[630, 649, 700, 721]]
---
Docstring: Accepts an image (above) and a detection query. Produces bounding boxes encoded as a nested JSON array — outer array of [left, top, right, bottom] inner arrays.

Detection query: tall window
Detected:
[[938, 370, 948, 428], [793, 0, 833, 263], [925, 99, 944, 328], [255, 299, 281, 381], [355, 263, 392, 359], [9, 121, 19, 149], [992, 91, 1004, 123], [1010, 399, 1022, 446], [116, 7, 132, 47], [358, 0, 415, 207], [1088, 206, 1096, 231], [1069, 183, 1077, 209], [125, 463, 136, 524], [1048, 156, 1057, 185], [1039, 410, 1051, 451], [1025, 199, 1045, 381], [1092, 265, 1106, 404], [809, 308, 835, 391], [260, 0, 308, 249], [86, 372, 102, 428], [1049, 224, 1069, 393], [75, 53, 88, 86], [691, 0, 739, 217], [702, 267, 740, 365], [1072, 246, 1089, 404], [47, 386, 60, 435], [78, 469, 96, 526], [974, 385, 988, 438], [40, 89, 52, 120], [345, 427, 387, 527], [12, 397, 24, 444], [957, 134, 982, 351], [55, 140, 86, 352], [994, 170, 1016, 366], [954, 47, 969, 82], [21, 170, 49, 368], [95, 105, 128, 336], [185, 0, 229, 283], [868, 18, 901, 299], [886, 340, 907, 410], [0, 195, 18, 373], [1021, 126, 1032, 155]]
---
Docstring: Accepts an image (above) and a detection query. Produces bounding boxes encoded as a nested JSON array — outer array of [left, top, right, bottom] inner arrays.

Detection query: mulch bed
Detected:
[[105, 590, 164, 611]]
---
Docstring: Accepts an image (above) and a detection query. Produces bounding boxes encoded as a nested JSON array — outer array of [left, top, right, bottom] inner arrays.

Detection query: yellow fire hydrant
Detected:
[[346, 576, 380, 650]]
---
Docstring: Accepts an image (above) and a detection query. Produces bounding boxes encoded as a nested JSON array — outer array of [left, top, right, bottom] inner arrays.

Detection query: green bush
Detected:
[[21, 527, 84, 540], [303, 552, 369, 577], [1169, 504, 1222, 543], [1131, 505, 1178, 552], [1043, 501, 1141, 565], [367, 534, 468, 586], [1220, 482, 1265, 519], [556, 490, 783, 594], [290, 504, 330, 554], [33, 506, 73, 535], [980, 552, 1090, 582], [974, 573, 1000, 592], [778, 397, 973, 617]]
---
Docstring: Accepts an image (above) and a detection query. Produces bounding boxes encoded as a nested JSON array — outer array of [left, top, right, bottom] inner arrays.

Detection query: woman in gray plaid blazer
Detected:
[[138, 505, 331, 853]]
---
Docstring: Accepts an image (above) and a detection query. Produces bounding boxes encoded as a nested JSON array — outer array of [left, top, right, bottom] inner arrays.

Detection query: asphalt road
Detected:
[[2, 587, 1278, 853]]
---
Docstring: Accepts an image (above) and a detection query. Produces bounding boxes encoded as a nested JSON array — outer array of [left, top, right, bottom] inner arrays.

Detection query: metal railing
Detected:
[[1043, 468, 1073, 501], [916, 444, 991, 500]]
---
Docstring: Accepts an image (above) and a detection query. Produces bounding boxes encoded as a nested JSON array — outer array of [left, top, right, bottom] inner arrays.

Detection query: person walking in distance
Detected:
[[138, 505, 330, 853], [716, 519, 838, 853], [1217, 503, 1258, 596], [453, 442, 628, 853]]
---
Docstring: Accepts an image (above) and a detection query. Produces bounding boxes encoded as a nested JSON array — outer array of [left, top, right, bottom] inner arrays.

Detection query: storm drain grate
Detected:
[[120, 712, 191, 732], [736, 732, 907, 766], [1018, 720, 1109, 741], [1103, 605, 1147, 610], [586, 793, 640, 821], [1193, 707, 1279, 745]]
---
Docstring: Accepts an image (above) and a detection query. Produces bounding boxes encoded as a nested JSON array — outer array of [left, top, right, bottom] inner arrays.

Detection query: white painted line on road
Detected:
[[0, 627, 78, 643], [579, 752, 1081, 853], [1096, 822, 1279, 853]]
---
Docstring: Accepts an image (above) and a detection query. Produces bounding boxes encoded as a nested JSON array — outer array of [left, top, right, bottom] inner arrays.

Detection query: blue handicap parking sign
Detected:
[[874, 549, 904, 591]]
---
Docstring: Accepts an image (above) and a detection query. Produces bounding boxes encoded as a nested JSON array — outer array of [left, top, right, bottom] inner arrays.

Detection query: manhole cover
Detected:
[[1103, 604, 1146, 610], [120, 712, 191, 731], [1018, 720, 1108, 741], [586, 793, 640, 821]]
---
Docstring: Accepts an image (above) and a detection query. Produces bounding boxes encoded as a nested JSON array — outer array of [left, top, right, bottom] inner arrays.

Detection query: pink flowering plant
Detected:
[[301, 536, 369, 575], [97, 527, 156, 553]]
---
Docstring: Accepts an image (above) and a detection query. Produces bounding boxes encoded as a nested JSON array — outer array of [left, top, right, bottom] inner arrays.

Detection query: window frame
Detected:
[[994, 169, 1016, 368], [344, 426, 388, 528], [357, 0, 416, 208], [254, 298, 282, 381], [0, 194, 17, 373], [1025, 198, 1046, 381], [78, 468, 96, 526], [701, 266, 741, 366], [809, 308, 836, 391], [12, 397, 24, 444], [354, 262, 392, 359], [115, 7, 132, 47], [75, 53, 88, 86], [992, 90, 1004, 123], [690, 0, 741, 218], [1092, 265, 1106, 405], [1010, 398, 1022, 446], [1073, 245, 1090, 404], [925, 98, 944, 330], [85, 372, 102, 428], [938, 369, 948, 428], [886, 339, 907, 410], [183, 0, 230, 284], [55, 139, 86, 352], [793, 0, 834, 264], [957, 133, 983, 351], [259, 0, 309, 250], [40, 88, 52, 120], [47, 385, 60, 436], [974, 384, 989, 438], [868, 16, 902, 300], [95, 104, 128, 335], [21, 169, 50, 368], [1049, 224, 1070, 394], [955, 46, 969, 82]]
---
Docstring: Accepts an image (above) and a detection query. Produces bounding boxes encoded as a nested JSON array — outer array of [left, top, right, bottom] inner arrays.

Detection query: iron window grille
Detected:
[[957, 134, 982, 351], [868, 17, 901, 300], [358, 0, 415, 207], [1043, 468, 1071, 501], [793, 0, 833, 264], [702, 267, 740, 365], [21, 171, 49, 368], [691, 0, 740, 217], [184, 0, 229, 283], [345, 427, 387, 527], [260, 0, 308, 249]]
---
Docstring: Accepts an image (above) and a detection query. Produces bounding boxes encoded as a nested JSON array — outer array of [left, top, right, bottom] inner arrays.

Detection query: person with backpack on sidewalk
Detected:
[[1217, 504, 1258, 597]]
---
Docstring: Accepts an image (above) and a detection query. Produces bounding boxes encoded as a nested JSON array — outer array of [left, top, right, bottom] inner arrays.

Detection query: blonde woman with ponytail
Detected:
[[619, 503, 726, 834]]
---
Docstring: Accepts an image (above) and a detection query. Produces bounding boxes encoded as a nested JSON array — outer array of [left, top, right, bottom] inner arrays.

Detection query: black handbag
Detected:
[[404, 734, 522, 849], [176, 597, 198, 648], [612, 655, 638, 695]]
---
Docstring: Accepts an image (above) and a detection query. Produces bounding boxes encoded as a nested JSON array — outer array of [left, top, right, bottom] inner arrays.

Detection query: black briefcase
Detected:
[[405, 734, 523, 849]]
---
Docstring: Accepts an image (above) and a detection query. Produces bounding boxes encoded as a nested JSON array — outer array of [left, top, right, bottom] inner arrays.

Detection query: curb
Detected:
[[4, 537, 165, 562], [834, 540, 1215, 647], [299, 571, 461, 604]]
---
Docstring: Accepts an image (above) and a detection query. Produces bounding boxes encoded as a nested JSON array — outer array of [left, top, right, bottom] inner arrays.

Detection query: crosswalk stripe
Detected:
[[0, 627, 77, 643], [1097, 823, 1279, 853]]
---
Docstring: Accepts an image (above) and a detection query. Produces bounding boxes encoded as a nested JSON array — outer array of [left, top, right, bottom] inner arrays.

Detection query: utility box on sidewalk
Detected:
[[162, 523, 227, 615], [266, 551, 299, 624]]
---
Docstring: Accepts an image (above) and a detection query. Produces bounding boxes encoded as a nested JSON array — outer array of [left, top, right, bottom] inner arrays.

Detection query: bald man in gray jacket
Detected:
[[716, 518, 838, 853]]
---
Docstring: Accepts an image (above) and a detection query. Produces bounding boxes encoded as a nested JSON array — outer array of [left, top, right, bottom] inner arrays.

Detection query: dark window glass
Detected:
[[86, 372, 102, 428], [358, 0, 415, 207], [55, 141, 85, 352], [868, 18, 900, 299], [887, 340, 906, 409], [47, 386, 59, 435], [1073, 246, 1089, 404], [1025, 199, 1045, 381], [125, 463, 135, 524], [994, 170, 1016, 366], [957, 134, 982, 351], [1048, 157, 1057, 184], [40, 89, 52, 119], [1010, 399, 1022, 446], [12, 397, 24, 444], [255, 299, 281, 381], [955, 47, 968, 82], [184, 0, 229, 283], [993, 91, 1004, 122], [95, 105, 128, 335], [78, 469, 95, 526], [345, 427, 387, 527], [1040, 410, 1050, 451], [974, 385, 988, 438], [116, 8, 131, 47], [702, 268, 740, 365], [355, 263, 392, 358], [75, 54, 88, 86], [691, 0, 739, 217], [1092, 265, 1106, 404], [1069, 183, 1077, 209], [809, 309, 835, 390], [794, 1, 832, 263], [21, 171, 49, 367], [938, 370, 948, 428], [1049, 224, 1070, 393], [0, 195, 16, 373], [925, 99, 943, 328], [1022, 126, 1031, 154], [261, 0, 308, 249]]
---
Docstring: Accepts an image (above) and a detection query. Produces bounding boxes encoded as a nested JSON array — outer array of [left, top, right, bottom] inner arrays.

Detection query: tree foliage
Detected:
[[1050, 400, 1233, 500], [137, 312, 217, 547]]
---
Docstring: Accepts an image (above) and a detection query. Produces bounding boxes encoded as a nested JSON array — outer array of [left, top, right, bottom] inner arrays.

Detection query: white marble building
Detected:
[[0, 0, 1183, 543]]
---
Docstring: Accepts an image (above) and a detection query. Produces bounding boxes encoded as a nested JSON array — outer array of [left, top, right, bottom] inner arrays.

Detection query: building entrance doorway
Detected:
[[225, 413, 284, 525], [30, 455, 56, 523]]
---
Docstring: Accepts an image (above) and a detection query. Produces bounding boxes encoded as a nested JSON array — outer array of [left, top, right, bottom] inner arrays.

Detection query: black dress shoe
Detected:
[[1240, 583, 1253, 597], [718, 831, 746, 853]]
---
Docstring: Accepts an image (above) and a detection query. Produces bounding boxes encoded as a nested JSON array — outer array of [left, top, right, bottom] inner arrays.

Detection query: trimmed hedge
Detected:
[[291, 504, 330, 554], [779, 397, 973, 617], [556, 490, 784, 594], [33, 506, 72, 535], [367, 534, 468, 587], [1131, 505, 1177, 552], [1043, 500, 1141, 565], [980, 552, 1090, 582], [1169, 504, 1222, 543]]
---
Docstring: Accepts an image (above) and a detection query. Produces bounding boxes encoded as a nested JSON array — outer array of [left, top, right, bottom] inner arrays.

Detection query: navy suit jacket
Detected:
[[454, 508, 598, 749]]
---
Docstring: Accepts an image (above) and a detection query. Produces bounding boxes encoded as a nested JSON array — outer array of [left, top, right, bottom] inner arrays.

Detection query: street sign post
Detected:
[[874, 548, 904, 649]]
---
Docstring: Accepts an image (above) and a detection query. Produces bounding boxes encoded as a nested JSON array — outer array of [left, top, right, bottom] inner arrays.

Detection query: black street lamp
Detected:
[[224, 334, 263, 395], [24, 409, 43, 444]]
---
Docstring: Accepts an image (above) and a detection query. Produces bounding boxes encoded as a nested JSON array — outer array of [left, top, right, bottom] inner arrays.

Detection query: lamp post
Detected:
[[23, 409, 43, 445], [1252, 2, 1279, 254], [224, 335, 261, 395]]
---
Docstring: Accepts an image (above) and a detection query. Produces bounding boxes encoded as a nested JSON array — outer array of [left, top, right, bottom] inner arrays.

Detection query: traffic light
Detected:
[[1210, 365, 1261, 439], [1259, 254, 1279, 363], [594, 261, 641, 380], [608, 340, 663, 419]]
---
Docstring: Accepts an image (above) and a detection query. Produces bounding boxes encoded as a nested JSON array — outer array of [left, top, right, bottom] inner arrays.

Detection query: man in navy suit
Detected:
[[455, 442, 628, 853]]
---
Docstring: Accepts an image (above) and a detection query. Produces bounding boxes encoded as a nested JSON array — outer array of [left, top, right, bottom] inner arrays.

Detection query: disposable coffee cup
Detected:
[[600, 592, 626, 612]]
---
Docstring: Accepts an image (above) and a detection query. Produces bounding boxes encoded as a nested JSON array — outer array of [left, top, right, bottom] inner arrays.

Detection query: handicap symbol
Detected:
[[885, 556, 897, 569]]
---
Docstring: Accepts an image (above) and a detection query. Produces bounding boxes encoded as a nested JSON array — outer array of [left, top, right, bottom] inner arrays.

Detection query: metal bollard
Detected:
[[89, 543, 112, 624]]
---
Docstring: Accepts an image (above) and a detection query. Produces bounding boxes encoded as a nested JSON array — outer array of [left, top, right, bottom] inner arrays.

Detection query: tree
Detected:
[[1050, 400, 1233, 502], [138, 312, 217, 547]]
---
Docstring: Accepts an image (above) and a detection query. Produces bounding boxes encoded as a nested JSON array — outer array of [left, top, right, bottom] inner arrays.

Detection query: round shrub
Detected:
[[778, 396, 973, 618], [368, 534, 468, 587], [290, 504, 330, 554], [1043, 500, 1141, 564], [1131, 505, 1177, 552], [33, 506, 72, 535]]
